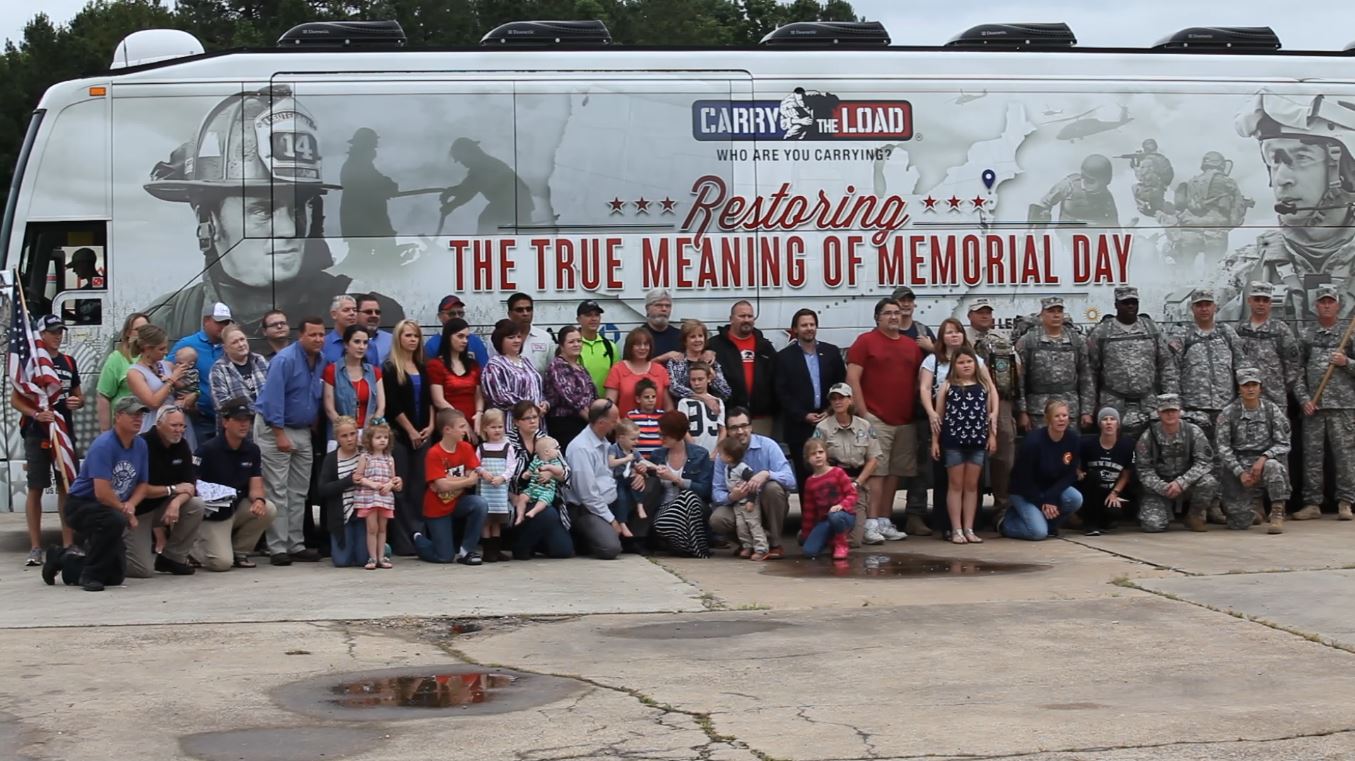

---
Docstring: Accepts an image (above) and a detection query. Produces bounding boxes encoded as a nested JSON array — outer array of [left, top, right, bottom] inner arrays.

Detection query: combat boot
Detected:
[[1184, 508, 1208, 533], [1267, 503, 1286, 535], [1291, 504, 1322, 521], [1207, 505, 1227, 525], [1339, 501, 1353, 521]]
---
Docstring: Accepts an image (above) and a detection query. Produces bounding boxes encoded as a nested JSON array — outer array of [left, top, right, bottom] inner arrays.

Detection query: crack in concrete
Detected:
[[793, 705, 880, 759], [1057, 536, 1201, 577]]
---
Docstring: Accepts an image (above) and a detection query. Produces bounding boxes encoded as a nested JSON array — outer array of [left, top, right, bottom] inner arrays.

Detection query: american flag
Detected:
[[7, 283, 77, 485]]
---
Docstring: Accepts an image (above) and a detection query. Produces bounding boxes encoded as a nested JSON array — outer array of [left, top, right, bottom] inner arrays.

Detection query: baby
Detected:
[[517, 436, 568, 525], [171, 346, 199, 404]]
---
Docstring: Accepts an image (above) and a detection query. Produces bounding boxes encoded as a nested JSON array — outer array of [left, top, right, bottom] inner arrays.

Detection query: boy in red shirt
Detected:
[[799, 439, 859, 560], [414, 408, 488, 565]]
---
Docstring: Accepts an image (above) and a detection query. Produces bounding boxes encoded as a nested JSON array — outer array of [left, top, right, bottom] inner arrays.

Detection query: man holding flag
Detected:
[[9, 307, 83, 568]]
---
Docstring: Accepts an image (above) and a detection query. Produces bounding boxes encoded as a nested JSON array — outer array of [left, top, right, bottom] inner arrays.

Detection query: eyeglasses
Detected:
[[264, 321, 288, 330], [727, 422, 751, 431], [360, 308, 381, 315], [518, 415, 540, 422]]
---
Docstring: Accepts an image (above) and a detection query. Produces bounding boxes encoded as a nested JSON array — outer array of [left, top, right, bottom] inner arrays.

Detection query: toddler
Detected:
[[717, 436, 765, 561], [353, 421, 399, 569], [609, 419, 646, 537]]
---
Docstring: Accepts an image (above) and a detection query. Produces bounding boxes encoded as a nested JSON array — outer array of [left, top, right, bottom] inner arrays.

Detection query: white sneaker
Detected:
[[863, 525, 886, 545], [878, 520, 908, 541]]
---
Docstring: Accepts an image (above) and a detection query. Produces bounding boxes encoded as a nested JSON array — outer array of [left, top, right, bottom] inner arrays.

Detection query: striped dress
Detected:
[[477, 439, 515, 516]]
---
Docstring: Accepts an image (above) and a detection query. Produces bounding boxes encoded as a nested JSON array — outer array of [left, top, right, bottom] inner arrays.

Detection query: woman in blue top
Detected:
[[1002, 399, 1083, 541], [322, 325, 386, 441], [637, 411, 715, 558]]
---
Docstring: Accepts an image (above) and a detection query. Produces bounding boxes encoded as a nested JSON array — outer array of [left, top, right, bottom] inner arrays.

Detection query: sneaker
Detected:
[[456, 551, 483, 566], [41, 545, 63, 586], [270, 553, 293, 566], [154, 554, 196, 576], [831, 533, 850, 560], [25, 548, 42, 567], [863, 527, 885, 545], [1339, 501, 1353, 521], [905, 514, 933, 537], [1292, 505, 1322, 521], [878, 521, 908, 541]]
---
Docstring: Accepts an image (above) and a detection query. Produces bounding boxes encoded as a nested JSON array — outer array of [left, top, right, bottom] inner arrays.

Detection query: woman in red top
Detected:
[[429, 318, 484, 438], [604, 327, 673, 417], [322, 325, 385, 439]]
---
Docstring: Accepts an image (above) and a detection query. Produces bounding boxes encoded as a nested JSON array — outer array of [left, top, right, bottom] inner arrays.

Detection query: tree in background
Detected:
[[0, 0, 860, 210]]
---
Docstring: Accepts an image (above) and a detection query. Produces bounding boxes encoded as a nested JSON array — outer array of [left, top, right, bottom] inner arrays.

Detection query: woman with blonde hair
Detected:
[[382, 319, 434, 556]]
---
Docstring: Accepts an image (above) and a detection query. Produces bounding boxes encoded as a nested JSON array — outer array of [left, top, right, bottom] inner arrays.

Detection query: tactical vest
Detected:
[[975, 332, 1018, 399], [1027, 333, 1084, 394]]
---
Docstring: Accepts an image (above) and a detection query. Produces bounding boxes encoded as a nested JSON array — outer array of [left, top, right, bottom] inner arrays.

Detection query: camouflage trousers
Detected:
[[1099, 392, 1155, 440], [1301, 409, 1355, 506], [1139, 474, 1220, 532], [1026, 391, 1083, 429], [1222, 455, 1291, 520]]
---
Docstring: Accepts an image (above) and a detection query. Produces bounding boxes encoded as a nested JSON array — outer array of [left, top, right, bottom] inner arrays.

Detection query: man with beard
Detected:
[[1226, 92, 1355, 321], [643, 288, 683, 362], [710, 300, 778, 436], [773, 308, 846, 490], [142, 86, 403, 341]]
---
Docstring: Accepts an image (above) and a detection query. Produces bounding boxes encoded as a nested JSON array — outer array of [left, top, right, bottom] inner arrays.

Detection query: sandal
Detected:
[[964, 529, 983, 544], [379, 557, 393, 569], [951, 531, 968, 545], [364, 559, 377, 570]]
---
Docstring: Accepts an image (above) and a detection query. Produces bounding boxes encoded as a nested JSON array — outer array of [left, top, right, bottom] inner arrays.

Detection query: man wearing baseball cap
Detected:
[[1295, 285, 1355, 521], [14, 315, 84, 568], [1015, 296, 1094, 430], [966, 298, 1020, 524], [1086, 285, 1179, 440], [425, 294, 488, 368], [171, 301, 232, 444], [193, 397, 276, 571], [576, 299, 616, 393], [1134, 393, 1220, 533], [1217, 367, 1293, 533]]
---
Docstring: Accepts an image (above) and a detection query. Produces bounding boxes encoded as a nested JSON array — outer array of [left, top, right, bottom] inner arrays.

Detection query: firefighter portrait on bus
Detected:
[[142, 85, 404, 340], [1224, 91, 1355, 321]]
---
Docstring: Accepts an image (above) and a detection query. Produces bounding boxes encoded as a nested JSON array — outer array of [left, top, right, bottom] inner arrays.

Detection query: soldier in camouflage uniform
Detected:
[[1217, 367, 1293, 534], [967, 297, 1021, 520], [1222, 92, 1355, 323], [1016, 296, 1094, 432], [1087, 285, 1179, 440], [1160, 152, 1250, 267], [1135, 394, 1219, 533], [1028, 155, 1121, 228], [1234, 281, 1301, 408], [1123, 139, 1174, 216], [1294, 285, 1355, 521]]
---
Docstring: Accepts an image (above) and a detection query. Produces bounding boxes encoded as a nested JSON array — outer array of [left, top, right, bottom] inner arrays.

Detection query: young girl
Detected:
[[518, 436, 567, 526], [353, 420, 400, 569], [609, 420, 646, 538], [931, 348, 997, 545], [799, 439, 858, 560], [475, 408, 516, 562]]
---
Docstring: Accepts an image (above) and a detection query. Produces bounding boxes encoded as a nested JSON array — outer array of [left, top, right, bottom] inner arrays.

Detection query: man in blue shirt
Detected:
[[709, 407, 795, 558], [256, 316, 326, 565], [172, 301, 231, 444], [321, 294, 381, 366], [47, 396, 151, 591], [425, 294, 489, 367], [356, 293, 394, 364]]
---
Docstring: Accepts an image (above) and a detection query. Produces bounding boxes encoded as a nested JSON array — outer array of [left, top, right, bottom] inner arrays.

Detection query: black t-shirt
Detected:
[[19, 352, 81, 436], [138, 429, 196, 515], [1080, 434, 1135, 491], [194, 433, 263, 516]]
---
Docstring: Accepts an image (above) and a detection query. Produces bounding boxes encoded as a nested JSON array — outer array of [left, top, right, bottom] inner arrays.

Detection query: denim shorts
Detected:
[[942, 448, 986, 468]]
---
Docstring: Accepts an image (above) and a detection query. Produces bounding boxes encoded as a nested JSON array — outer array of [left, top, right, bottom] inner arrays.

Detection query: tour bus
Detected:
[[4, 18, 1355, 508]]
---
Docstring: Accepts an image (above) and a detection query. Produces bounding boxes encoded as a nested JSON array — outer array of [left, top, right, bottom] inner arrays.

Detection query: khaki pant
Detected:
[[990, 399, 1016, 509], [255, 415, 313, 555], [125, 496, 206, 578], [193, 499, 278, 572], [710, 481, 790, 548]]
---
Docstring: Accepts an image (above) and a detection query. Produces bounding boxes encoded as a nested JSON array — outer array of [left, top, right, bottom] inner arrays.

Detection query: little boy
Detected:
[[717, 436, 766, 561], [628, 378, 665, 460], [517, 436, 567, 525], [609, 420, 645, 537], [416, 408, 489, 565], [676, 361, 724, 452]]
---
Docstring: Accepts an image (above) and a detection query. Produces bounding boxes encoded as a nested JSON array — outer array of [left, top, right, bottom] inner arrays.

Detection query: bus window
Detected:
[[16, 221, 108, 325]]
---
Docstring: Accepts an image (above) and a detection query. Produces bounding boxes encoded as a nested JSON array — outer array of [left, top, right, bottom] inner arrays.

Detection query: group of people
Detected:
[[18, 278, 1354, 590]]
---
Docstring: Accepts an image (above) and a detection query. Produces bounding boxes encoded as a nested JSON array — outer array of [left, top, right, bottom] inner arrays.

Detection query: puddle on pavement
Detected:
[[330, 672, 515, 709], [607, 619, 791, 640], [274, 665, 584, 721], [759, 553, 1048, 578]]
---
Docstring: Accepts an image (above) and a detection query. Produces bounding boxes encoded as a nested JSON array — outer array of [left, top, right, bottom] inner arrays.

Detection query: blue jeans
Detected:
[[330, 518, 371, 567], [1002, 487, 1083, 541], [802, 510, 854, 558], [414, 495, 489, 562]]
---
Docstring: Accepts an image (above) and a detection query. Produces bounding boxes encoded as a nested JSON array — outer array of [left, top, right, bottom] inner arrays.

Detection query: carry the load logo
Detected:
[[692, 88, 913, 142]]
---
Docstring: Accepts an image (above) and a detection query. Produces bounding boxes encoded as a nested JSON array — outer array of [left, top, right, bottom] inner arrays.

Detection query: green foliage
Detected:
[[0, 0, 860, 210]]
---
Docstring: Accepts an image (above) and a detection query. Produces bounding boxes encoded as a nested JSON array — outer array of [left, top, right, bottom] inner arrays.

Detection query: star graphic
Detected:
[[607, 197, 625, 214], [971, 195, 986, 209], [659, 197, 677, 214], [922, 196, 938, 211], [634, 197, 651, 214], [946, 195, 963, 211]]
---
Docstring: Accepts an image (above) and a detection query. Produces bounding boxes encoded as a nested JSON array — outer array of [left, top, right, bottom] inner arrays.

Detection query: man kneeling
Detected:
[[1135, 394, 1220, 532], [193, 397, 276, 570], [1216, 368, 1292, 534]]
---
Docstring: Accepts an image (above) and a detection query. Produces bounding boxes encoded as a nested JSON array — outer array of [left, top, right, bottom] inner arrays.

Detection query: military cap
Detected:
[[1315, 285, 1340, 302], [967, 297, 994, 313], [1040, 296, 1065, 311], [1114, 286, 1140, 302], [1189, 288, 1215, 305], [891, 285, 916, 302], [1248, 281, 1275, 299], [1236, 367, 1262, 385], [1156, 393, 1182, 412]]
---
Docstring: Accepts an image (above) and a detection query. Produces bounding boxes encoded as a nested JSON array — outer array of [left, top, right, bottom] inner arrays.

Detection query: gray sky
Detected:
[[4, 0, 1355, 50]]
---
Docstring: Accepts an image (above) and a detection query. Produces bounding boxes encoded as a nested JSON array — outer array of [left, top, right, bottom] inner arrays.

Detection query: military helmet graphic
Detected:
[[145, 85, 339, 203], [1200, 151, 1227, 171], [1236, 91, 1355, 192], [1080, 154, 1113, 184]]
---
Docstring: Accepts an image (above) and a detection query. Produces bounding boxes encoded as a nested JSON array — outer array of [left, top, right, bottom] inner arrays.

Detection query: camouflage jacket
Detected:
[[1172, 323, 1243, 412], [1136, 421, 1214, 493], [1014, 327, 1093, 415], [1086, 316, 1179, 402], [1233, 316, 1301, 407], [1296, 321, 1355, 409], [1215, 399, 1291, 476]]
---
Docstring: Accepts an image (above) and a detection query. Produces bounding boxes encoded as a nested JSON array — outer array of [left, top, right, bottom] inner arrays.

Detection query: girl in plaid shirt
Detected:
[[799, 439, 858, 560]]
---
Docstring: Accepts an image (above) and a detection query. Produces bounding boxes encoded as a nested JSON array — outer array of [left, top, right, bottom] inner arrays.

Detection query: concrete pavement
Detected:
[[2, 512, 1355, 760]]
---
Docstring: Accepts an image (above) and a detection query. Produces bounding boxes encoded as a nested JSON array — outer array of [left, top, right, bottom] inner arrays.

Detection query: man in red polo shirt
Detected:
[[847, 297, 923, 543]]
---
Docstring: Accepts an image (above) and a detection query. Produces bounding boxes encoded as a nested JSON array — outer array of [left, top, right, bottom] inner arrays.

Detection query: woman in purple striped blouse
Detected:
[[481, 319, 546, 430]]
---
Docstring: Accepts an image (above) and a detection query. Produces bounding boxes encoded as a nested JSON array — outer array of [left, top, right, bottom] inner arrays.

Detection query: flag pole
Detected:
[[10, 271, 72, 492], [1311, 311, 1355, 407]]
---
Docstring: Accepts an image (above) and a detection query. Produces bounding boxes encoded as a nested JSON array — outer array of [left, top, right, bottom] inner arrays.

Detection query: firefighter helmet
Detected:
[[144, 85, 339, 203]]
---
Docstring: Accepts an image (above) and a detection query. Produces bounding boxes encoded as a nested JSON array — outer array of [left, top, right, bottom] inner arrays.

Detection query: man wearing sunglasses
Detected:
[[506, 292, 555, 375], [357, 293, 393, 364]]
